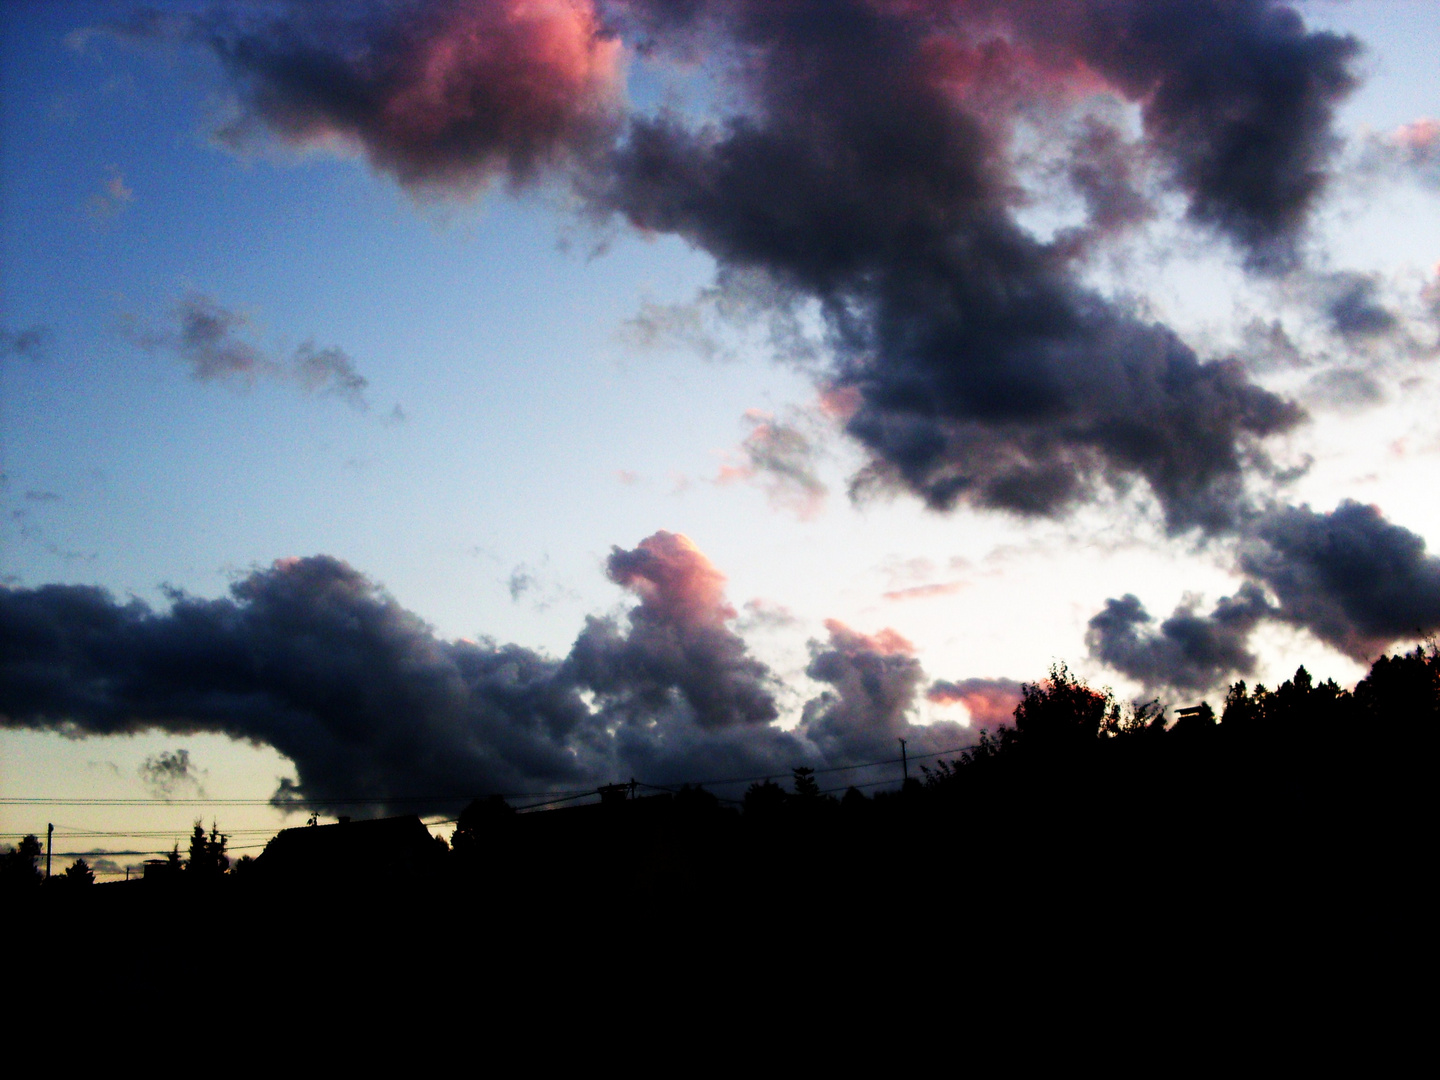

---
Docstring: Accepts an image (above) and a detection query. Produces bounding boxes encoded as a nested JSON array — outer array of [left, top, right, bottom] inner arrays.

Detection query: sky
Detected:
[[2, 0, 1439, 877]]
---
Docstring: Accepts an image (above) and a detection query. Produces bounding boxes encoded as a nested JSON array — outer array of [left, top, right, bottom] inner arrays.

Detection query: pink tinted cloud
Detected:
[[926, 677, 1024, 729], [817, 385, 862, 421], [1394, 118, 1439, 150], [882, 581, 966, 602], [715, 409, 827, 519], [822, 618, 915, 657], [221, 0, 622, 192], [606, 530, 734, 626]]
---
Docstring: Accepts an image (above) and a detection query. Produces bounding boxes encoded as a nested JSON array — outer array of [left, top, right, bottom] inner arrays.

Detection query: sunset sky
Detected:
[[3, 0, 1438, 876]]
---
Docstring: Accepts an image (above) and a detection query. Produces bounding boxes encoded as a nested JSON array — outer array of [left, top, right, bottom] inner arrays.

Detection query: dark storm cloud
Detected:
[[607, 0, 1357, 267], [1025, 0, 1358, 271], [126, 294, 371, 408], [1085, 585, 1272, 693], [599, 0, 1315, 532], [1239, 501, 1440, 659], [0, 557, 599, 813], [800, 621, 969, 764]]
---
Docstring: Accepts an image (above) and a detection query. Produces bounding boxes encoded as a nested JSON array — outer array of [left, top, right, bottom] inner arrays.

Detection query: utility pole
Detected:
[[46, 822, 53, 879], [899, 738, 908, 782]]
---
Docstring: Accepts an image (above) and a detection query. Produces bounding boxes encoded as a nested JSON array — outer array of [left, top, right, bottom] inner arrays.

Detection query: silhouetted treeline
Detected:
[[8, 646, 1433, 967]]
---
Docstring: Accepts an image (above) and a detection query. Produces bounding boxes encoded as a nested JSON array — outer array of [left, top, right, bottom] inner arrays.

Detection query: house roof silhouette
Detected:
[[256, 814, 441, 882]]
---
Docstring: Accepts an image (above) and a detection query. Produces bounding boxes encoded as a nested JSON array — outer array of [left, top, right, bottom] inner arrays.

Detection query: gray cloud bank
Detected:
[[0, 534, 987, 813]]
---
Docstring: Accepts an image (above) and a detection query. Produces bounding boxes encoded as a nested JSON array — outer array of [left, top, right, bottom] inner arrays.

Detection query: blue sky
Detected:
[[3, 0, 1439, 875]]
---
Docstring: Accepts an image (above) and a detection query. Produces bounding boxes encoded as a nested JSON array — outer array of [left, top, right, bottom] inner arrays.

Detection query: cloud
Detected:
[[737, 598, 799, 633], [717, 410, 827, 519], [75, 853, 129, 877], [926, 677, 1025, 730], [1085, 585, 1272, 693], [0, 555, 599, 814], [164, 293, 270, 381], [1035, 0, 1359, 270], [125, 293, 371, 408], [883, 582, 965, 603], [1239, 501, 1440, 658], [611, 0, 1356, 269], [507, 566, 537, 602], [1304, 367, 1384, 411], [567, 531, 779, 730], [602, 0, 1318, 533], [154, 0, 623, 195], [0, 325, 54, 361], [1361, 118, 1440, 190], [1320, 271, 1399, 340], [1090, 499, 1440, 686], [619, 297, 727, 361], [139, 748, 205, 798], [1053, 117, 1155, 252], [85, 168, 134, 219], [294, 342, 369, 408], [800, 620, 969, 764], [108, 1, 1358, 534], [0, 533, 997, 809]]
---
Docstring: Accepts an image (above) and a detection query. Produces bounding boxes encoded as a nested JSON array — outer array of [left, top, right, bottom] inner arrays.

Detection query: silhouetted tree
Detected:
[[673, 784, 722, 819], [792, 767, 820, 799], [1222, 666, 1350, 735], [61, 858, 95, 887], [1105, 698, 1167, 737], [0, 835, 43, 890], [1221, 680, 1260, 728], [1354, 645, 1439, 729], [185, 821, 229, 879], [1013, 663, 1116, 750], [453, 795, 515, 860], [743, 779, 787, 818]]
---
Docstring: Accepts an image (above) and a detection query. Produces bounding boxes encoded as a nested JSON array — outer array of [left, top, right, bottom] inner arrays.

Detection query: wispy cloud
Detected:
[[85, 167, 134, 220], [715, 409, 828, 519], [123, 293, 371, 409]]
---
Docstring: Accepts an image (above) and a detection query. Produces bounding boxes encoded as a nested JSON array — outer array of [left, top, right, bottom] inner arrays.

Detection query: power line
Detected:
[[0, 789, 596, 807], [0, 743, 981, 810]]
